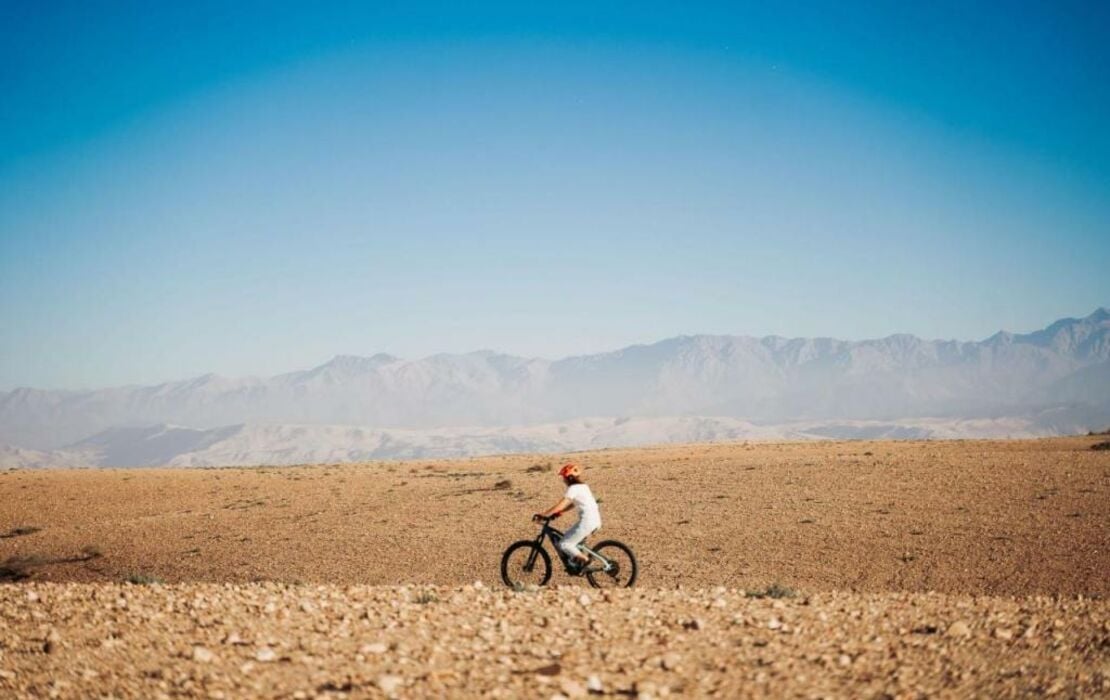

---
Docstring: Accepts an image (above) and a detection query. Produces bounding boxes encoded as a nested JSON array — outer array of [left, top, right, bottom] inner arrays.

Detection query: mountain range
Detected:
[[2, 308, 1107, 466]]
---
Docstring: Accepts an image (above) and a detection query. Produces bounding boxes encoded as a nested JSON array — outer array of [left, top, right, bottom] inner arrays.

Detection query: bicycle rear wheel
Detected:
[[586, 540, 638, 589], [501, 541, 552, 589]]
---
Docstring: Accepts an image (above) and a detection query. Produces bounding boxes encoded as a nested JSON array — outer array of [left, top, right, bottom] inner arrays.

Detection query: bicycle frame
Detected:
[[532, 521, 613, 574]]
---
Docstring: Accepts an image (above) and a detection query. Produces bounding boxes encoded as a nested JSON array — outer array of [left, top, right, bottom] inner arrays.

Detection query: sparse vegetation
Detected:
[[493, 479, 512, 490], [525, 462, 552, 473], [415, 591, 438, 604], [1091, 441, 1110, 451], [0, 525, 42, 539], [745, 582, 797, 599], [124, 572, 164, 585]]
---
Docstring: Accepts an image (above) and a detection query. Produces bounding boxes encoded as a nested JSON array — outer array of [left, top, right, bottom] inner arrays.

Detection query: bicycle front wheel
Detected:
[[586, 540, 638, 589], [501, 541, 552, 589]]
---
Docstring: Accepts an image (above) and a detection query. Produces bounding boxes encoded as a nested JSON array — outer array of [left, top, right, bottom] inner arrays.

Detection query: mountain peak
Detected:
[[1087, 307, 1109, 322], [321, 353, 399, 370]]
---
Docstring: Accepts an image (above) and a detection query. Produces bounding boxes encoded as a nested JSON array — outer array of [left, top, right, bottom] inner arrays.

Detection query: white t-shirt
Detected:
[[566, 482, 601, 529]]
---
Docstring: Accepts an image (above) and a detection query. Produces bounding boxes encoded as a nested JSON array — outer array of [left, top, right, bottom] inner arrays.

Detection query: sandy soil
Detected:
[[1, 436, 1108, 698], [1, 436, 1107, 594]]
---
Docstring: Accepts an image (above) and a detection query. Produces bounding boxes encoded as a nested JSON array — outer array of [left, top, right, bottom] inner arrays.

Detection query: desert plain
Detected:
[[1, 436, 1108, 698]]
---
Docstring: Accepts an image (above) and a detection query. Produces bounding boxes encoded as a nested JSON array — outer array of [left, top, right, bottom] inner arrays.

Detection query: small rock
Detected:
[[661, 652, 682, 670], [559, 678, 587, 698], [578, 593, 592, 607], [360, 642, 389, 655], [837, 654, 852, 667], [192, 646, 215, 663], [473, 581, 486, 590], [255, 647, 277, 662], [947, 621, 972, 638], [378, 674, 404, 696], [994, 627, 1013, 640], [767, 617, 782, 630], [586, 674, 604, 693], [26, 590, 39, 603]]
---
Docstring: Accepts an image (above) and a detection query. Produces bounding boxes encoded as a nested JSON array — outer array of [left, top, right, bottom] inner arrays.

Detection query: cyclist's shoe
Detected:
[[567, 558, 587, 575]]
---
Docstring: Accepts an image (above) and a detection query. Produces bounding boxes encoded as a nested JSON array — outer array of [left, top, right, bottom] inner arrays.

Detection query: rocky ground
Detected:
[[1, 436, 1108, 698], [2, 582, 1107, 699], [2, 437, 1107, 595]]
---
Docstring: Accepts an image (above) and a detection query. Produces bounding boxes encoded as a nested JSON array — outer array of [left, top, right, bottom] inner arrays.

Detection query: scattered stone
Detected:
[[0, 581, 1104, 698], [378, 674, 404, 696], [559, 678, 587, 698]]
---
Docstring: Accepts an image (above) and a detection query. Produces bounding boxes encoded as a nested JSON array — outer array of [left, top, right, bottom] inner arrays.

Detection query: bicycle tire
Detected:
[[500, 540, 552, 589], [586, 540, 638, 589]]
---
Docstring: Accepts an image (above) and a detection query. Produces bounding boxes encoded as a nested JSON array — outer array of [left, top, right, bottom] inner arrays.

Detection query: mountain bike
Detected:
[[500, 516, 637, 589]]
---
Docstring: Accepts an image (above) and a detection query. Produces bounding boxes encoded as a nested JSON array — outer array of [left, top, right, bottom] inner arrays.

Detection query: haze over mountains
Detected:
[[2, 309, 1107, 466]]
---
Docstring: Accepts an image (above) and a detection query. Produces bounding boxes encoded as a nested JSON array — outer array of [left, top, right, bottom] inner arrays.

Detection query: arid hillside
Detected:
[[2, 436, 1107, 595]]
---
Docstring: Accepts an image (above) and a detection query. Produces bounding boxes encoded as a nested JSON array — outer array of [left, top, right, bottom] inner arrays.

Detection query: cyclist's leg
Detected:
[[559, 521, 590, 563]]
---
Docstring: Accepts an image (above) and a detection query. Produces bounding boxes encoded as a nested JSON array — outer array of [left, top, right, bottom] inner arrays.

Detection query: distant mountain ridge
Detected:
[[1, 413, 1081, 468], [2, 309, 1107, 456]]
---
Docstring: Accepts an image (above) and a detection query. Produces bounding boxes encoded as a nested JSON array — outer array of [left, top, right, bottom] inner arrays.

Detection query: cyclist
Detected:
[[533, 463, 601, 573]]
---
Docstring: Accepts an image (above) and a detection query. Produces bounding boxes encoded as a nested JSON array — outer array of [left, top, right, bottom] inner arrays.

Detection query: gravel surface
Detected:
[[2, 437, 1107, 595], [2, 436, 1107, 698], [2, 582, 1107, 699]]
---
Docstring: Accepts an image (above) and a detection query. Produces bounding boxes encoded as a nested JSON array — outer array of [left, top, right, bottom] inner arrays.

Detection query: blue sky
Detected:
[[1, 1, 1108, 389]]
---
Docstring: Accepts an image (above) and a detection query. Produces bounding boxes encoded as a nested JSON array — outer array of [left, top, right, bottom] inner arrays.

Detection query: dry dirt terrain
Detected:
[[1, 436, 1108, 698]]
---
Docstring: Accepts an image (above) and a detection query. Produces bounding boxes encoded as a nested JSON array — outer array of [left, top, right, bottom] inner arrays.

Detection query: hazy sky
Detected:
[[2, 2, 1108, 389]]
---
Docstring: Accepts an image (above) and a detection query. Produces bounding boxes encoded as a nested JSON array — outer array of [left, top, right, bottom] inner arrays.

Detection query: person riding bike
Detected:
[[533, 463, 601, 573]]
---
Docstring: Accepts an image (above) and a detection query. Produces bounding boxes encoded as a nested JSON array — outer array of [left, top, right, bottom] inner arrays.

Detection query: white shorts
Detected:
[[559, 520, 599, 559]]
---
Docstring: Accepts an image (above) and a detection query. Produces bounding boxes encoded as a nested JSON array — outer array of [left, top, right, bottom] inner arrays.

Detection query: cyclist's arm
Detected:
[[538, 497, 574, 518]]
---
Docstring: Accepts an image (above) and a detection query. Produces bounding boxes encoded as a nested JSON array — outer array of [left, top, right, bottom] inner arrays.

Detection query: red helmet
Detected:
[[558, 463, 581, 479]]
